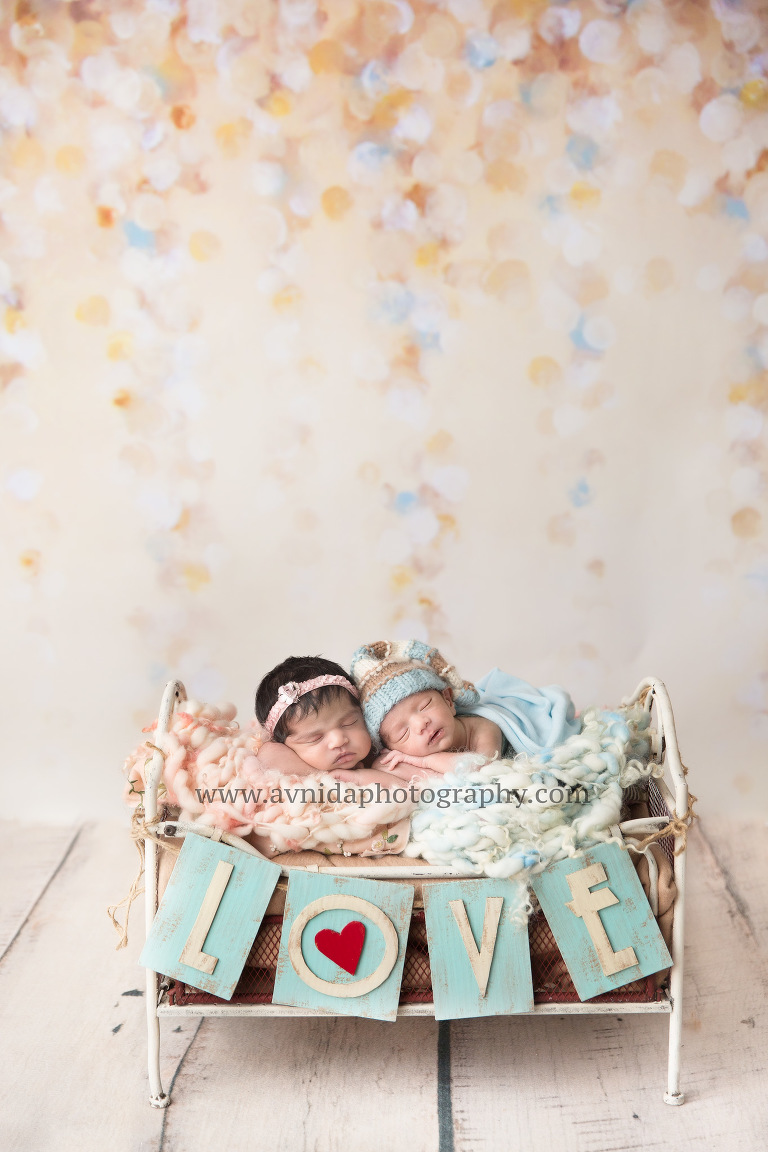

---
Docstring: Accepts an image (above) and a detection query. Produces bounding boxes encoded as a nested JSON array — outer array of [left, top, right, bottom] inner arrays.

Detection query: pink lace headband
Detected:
[[263, 675, 360, 737]]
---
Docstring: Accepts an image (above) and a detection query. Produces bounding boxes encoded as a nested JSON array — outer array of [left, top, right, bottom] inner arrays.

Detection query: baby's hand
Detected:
[[330, 768, 362, 782], [377, 750, 428, 772]]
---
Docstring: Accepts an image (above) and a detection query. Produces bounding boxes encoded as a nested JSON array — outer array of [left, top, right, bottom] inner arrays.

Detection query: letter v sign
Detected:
[[424, 880, 534, 1018], [448, 897, 504, 997]]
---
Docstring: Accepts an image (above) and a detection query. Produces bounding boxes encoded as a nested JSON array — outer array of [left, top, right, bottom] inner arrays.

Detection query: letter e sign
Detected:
[[529, 842, 672, 1001]]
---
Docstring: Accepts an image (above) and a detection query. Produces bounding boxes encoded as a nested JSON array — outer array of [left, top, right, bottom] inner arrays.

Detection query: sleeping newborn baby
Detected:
[[255, 654, 395, 790], [350, 640, 581, 780], [253, 654, 414, 855]]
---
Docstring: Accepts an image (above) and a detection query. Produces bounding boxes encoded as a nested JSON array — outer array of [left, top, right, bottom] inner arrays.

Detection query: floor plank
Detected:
[[0, 821, 80, 959], [0, 823, 195, 1152], [161, 1015, 440, 1152], [695, 818, 768, 953], [449, 823, 768, 1151]]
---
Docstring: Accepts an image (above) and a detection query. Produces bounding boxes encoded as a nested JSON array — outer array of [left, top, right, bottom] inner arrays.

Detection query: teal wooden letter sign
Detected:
[[423, 880, 533, 1020], [139, 834, 281, 1000], [272, 872, 413, 1021], [530, 842, 672, 1001]]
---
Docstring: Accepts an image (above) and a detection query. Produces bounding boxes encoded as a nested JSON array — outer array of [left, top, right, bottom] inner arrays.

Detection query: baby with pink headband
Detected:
[[254, 655, 399, 793]]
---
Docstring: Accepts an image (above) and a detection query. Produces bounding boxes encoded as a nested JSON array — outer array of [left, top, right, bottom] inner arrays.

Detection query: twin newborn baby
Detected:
[[254, 641, 581, 788]]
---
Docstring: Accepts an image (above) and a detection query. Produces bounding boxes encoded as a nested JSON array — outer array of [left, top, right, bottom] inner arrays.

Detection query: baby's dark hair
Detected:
[[255, 655, 359, 743]]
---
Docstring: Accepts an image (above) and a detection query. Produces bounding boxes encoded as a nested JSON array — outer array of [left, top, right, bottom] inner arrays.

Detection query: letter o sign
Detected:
[[287, 895, 399, 998]]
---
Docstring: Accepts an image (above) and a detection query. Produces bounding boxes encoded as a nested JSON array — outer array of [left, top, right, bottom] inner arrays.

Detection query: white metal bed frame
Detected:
[[141, 676, 689, 1108]]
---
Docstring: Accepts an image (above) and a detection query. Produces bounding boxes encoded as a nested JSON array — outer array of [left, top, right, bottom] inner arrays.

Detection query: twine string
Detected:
[[629, 760, 698, 857], [107, 744, 180, 950]]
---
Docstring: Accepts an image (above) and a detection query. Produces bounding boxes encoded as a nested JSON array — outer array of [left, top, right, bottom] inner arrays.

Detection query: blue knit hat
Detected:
[[349, 640, 480, 750]]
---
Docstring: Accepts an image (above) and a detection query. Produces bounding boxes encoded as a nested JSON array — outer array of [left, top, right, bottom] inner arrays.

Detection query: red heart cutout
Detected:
[[314, 920, 366, 975]]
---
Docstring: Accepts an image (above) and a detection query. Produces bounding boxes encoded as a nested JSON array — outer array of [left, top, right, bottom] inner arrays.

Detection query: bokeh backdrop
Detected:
[[2, 0, 767, 822]]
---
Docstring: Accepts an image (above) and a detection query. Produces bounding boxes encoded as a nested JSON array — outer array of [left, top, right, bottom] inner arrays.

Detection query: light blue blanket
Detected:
[[456, 668, 582, 756]]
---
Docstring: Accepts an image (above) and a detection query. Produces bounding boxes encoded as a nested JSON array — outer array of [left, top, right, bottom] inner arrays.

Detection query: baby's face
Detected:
[[283, 695, 371, 774], [379, 689, 458, 757]]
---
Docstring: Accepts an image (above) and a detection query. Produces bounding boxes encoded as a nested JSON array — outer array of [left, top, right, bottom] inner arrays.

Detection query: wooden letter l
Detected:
[[179, 859, 234, 975]]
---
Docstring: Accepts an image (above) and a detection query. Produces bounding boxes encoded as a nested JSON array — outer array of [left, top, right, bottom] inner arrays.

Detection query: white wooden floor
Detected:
[[0, 818, 766, 1152]]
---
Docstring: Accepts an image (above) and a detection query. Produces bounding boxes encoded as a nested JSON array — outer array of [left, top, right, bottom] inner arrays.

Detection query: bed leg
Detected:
[[147, 968, 170, 1108], [664, 838, 686, 1106], [664, 984, 685, 1106]]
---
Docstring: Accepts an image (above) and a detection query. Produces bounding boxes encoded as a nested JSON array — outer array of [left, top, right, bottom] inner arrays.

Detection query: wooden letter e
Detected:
[[565, 862, 638, 977]]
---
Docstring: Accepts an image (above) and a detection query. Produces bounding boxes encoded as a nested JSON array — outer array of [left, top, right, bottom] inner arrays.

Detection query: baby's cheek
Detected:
[[399, 737, 421, 755]]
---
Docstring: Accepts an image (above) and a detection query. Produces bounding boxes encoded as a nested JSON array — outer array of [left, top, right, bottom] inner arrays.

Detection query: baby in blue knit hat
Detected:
[[350, 640, 581, 780]]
